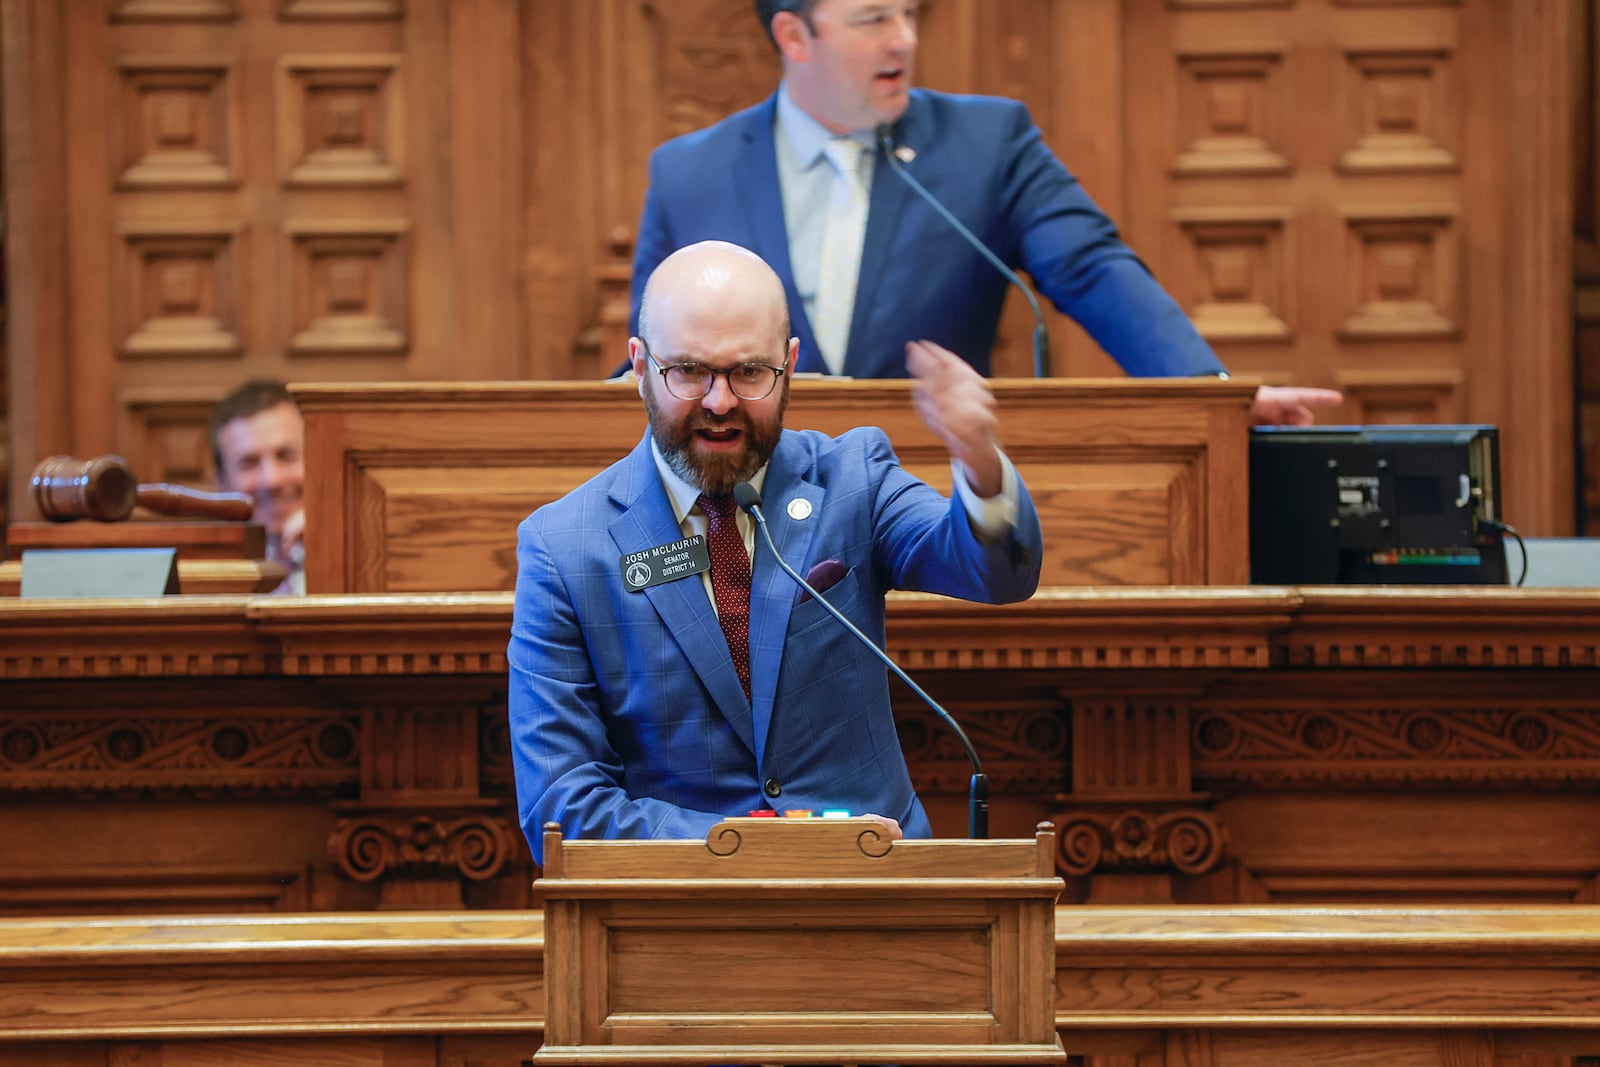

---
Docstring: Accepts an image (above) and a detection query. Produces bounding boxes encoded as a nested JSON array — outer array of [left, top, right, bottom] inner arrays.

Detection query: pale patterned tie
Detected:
[[696, 492, 752, 702], [813, 136, 868, 375]]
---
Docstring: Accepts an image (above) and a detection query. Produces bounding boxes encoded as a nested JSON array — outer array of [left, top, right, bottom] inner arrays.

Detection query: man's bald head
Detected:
[[629, 241, 799, 495], [637, 240, 791, 355]]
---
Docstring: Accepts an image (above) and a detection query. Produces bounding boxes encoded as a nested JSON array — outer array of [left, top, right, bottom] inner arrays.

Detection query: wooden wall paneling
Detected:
[[62, 1, 119, 466], [1, 0, 73, 521], [914, 0, 977, 91], [446, 0, 524, 383], [519, 0, 579, 379], [1501, 0, 1576, 534], [916, 0, 1097, 380], [1054, 0, 1127, 381], [1576, 0, 1599, 533], [270, 11, 427, 378], [1118, 0, 1580, 533], [1455, 0, 1522, 527], [585, 0, 651, 380], [983, 0, 1101, 380], [1, 0, 524, 493], [535, 0, 785, 382], [90, 8, 258, 482]]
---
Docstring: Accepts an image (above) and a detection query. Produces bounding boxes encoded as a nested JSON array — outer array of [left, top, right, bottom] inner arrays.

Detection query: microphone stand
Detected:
[[734, 482, 988, 839], [878, 125, 1052, 380]]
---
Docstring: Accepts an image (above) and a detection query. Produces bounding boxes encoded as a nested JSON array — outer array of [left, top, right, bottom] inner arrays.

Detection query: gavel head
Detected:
[[30, 454, 139, 522]]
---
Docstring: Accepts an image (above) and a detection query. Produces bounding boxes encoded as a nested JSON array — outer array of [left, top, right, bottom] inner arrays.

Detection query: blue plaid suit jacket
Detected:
[[509, 426, 1042, 865]]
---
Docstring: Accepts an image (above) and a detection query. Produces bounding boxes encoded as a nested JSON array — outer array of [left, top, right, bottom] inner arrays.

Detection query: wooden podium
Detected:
[[294, 377, 1257, 593], [534, 818, 1066, 1066], [0, 521, 286, 595]]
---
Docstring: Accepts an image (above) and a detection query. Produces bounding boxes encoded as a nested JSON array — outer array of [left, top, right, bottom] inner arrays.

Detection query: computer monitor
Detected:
[[1249, 425, 1507, 585]]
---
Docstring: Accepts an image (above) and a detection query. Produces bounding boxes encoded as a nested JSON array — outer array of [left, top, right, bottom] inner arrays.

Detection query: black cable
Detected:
[[1480, 519, 1526, 587]]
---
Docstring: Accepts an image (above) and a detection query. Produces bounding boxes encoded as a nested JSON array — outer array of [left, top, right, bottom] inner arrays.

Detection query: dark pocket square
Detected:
[[797, 559, 847, 604]]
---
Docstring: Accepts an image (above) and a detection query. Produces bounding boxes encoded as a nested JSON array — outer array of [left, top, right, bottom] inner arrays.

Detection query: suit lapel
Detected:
[[845, 94, 930, 377], [608, 438, 756, 756], [747, 437, 821, 764]]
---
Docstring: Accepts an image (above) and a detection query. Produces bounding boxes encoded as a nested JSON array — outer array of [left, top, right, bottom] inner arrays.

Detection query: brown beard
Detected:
[[643, 383, 788, 495]]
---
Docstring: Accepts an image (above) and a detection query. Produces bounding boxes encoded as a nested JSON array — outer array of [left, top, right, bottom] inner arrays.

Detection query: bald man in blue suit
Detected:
[[628, 0, 1341, 426], [510, 241, 1042, 866]]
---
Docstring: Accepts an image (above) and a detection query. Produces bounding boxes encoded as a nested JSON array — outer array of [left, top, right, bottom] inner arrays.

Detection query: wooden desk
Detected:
[[293, 378, 1256, 593], [1, 520, 284, 594]]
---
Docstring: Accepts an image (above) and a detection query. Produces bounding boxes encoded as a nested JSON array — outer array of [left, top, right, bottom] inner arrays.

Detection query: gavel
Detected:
[[31, 454, 255, 523]]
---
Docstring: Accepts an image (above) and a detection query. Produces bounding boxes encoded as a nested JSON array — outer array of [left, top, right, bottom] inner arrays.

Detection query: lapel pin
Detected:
[[895, 145, 916, 164], [787, 498, 813, 521]]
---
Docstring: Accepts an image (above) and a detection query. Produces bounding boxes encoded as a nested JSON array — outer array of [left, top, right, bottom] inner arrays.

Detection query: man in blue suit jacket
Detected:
[[628, 0, 1341, 426], [511, 240, 1042, 866]]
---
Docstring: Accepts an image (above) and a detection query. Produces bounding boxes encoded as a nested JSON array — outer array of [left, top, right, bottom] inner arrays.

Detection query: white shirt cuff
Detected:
[[952, 452, 1020, 539]]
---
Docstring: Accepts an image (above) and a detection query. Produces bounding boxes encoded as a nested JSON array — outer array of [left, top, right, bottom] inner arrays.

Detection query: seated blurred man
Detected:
[[209, 380, 305, 595]]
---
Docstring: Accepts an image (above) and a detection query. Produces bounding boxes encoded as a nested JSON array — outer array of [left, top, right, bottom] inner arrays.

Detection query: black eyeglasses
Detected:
[[641, 341, 786, 401]]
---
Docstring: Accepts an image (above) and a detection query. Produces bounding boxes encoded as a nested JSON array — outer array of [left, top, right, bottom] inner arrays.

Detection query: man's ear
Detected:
[[785, 336, 800, 375], [771, 10, 813, 63], [629, 337, 649, 397]]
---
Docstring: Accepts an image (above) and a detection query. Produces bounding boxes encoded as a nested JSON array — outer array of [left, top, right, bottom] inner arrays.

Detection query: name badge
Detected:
[[620, 535, 711, 592]]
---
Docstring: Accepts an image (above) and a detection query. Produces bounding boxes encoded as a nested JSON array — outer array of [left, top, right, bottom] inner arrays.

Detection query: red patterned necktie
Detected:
[[696, 492, 752, 701]]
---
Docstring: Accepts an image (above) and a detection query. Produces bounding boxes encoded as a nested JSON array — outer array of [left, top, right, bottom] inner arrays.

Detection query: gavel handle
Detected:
[[135, 483, 255, 522]]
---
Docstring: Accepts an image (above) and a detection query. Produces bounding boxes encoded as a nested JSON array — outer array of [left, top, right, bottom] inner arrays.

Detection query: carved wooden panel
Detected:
[[0, 705, 360, 794], [1193, 704, 1600, 791], [116, 385, 228, 485], [285, 220, 409, 356], [1172, 209, 1292, 342], [113, 57, 238, 189], [1340, 208, 1460, 340], [1074, 703, 1193, 797], [116, 222, 243, 359], [1339, 48, 1458, 174], [277, 54, 403, 187], [1173, 51, 1290, 177], [7, 591, 1600, 911]]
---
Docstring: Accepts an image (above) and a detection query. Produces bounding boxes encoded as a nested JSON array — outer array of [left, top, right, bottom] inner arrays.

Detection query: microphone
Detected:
[[733, 481, 989, 839], [877, 124, 1052, 379]]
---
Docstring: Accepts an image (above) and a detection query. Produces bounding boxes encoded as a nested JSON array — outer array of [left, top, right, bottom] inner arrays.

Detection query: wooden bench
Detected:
[[4, 907, 1599, 1065]]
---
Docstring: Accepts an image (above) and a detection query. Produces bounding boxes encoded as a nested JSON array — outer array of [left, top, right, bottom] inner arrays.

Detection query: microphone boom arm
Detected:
[[737, 483, 989, 839], [878, 126, 1052, 379]]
